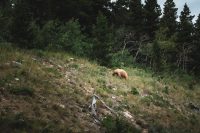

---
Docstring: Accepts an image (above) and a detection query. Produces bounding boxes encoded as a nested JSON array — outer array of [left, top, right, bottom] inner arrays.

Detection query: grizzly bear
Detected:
[[112, 69, 128, 79]]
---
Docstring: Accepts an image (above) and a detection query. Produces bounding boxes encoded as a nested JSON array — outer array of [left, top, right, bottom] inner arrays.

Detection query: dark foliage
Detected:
[[0, 0, 199, 75]]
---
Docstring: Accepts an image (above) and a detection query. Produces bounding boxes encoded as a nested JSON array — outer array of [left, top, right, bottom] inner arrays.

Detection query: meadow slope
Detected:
[[0, 44, 200, 133]]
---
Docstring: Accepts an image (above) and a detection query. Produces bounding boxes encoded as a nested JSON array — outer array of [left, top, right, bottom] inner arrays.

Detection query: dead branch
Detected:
[[93, 94, 118, 116]]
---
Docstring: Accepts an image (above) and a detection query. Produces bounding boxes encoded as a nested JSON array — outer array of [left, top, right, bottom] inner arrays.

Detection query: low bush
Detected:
[[102, 115, 141, 133], [110, 50, 134, 67], [131, 87, 140, 95], [9, 86, 34, 96]]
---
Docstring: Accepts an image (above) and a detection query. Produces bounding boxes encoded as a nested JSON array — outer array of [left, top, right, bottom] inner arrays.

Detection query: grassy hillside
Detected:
[[0, 43, 200, 133]]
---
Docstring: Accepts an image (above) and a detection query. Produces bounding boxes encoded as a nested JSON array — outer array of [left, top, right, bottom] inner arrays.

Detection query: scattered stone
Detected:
[[58, 104, 65, 109], [32, 58, 37, 61], [112, 88, 117, 91], [69, 58, 74, 62], [57, 64, 63, 69], [11, 61, 22, 68], [15, 78, 19, 81], [123, 110, 133, 119], [111, 96, 116, 99]]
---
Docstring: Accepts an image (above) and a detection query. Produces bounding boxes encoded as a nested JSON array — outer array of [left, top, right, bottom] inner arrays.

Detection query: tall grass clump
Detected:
[[102, 115, 141, 133]]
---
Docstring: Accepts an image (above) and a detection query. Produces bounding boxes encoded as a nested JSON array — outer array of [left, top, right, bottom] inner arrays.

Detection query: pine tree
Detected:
[[77, 0, 112, 32], [192, 14, 200, 74], [92, 12, 113, 65], [152, 41, 161, 72], [160, 0, 178, 38], [177, 3, 194, 70], [143, 0, 161, 39], [0, 1, 12, 41], [10, 0, 33, 47], [0, 0, 10, 9], [178, 3, 194, 43], [112, 0, 129, 26], [194, 14, 200, 45], [129, 0, 144, 35]]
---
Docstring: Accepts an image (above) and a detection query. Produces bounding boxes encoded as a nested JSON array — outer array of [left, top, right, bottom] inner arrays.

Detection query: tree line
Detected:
[[0, 0, 200, 75]]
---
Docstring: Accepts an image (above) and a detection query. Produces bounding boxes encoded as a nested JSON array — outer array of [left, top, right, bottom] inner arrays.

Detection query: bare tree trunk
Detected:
[[121, 32, 150, 64], [134, 43, 141, 62], [122, 38, 127, 55]]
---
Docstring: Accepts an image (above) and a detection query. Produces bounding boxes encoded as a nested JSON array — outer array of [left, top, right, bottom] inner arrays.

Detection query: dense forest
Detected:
[[0, 0, 200, 75]]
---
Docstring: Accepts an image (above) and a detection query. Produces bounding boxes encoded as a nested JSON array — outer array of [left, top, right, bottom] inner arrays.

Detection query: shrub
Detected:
[[68, 63, 79, 69], [151, 41, 162, 72], [59, 19, 88, 55], [102, 115, 141, 133], [162, 86, 169, 94], [131, 87, 140, 95], [0, 10, 12, 42], [39, 19, 92, 56], [141, 93, 171, 108], [9, 86, 34, 96], [38, 20, 60, 49], [110, 50, 134, 67], [91, 12, 114, 65], [0, 114, 31, 132]]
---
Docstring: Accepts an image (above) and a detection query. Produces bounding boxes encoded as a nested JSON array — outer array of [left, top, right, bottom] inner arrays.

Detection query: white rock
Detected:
[[58, 65, 62, 68], [112, 88, 117, 91], [32, 58, 37, 61], [58, 104, 65, 109], [15, 78, 19, 81], [11, 61, 22, 67], [123, 111, 133, 119], [69, 58, 74, 61], [111, 96, 116, 99]]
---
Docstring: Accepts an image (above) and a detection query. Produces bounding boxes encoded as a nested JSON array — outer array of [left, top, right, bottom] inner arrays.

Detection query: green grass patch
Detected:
[[68, 63, 79, 69], [130, 87, 140, 95], [141, 93, 172, 108], [97, 78, 106, 88], [102, 115, 141, 133], [0, 113, 71, 133], [35, 50, 46, 58], [162, 86, 169, 94], [9, 86, 34, 96], [0, 115, 32, 132]]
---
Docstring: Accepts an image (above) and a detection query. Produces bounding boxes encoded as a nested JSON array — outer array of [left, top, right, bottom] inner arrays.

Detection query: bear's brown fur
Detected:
[[112, 69, 128, 79]]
